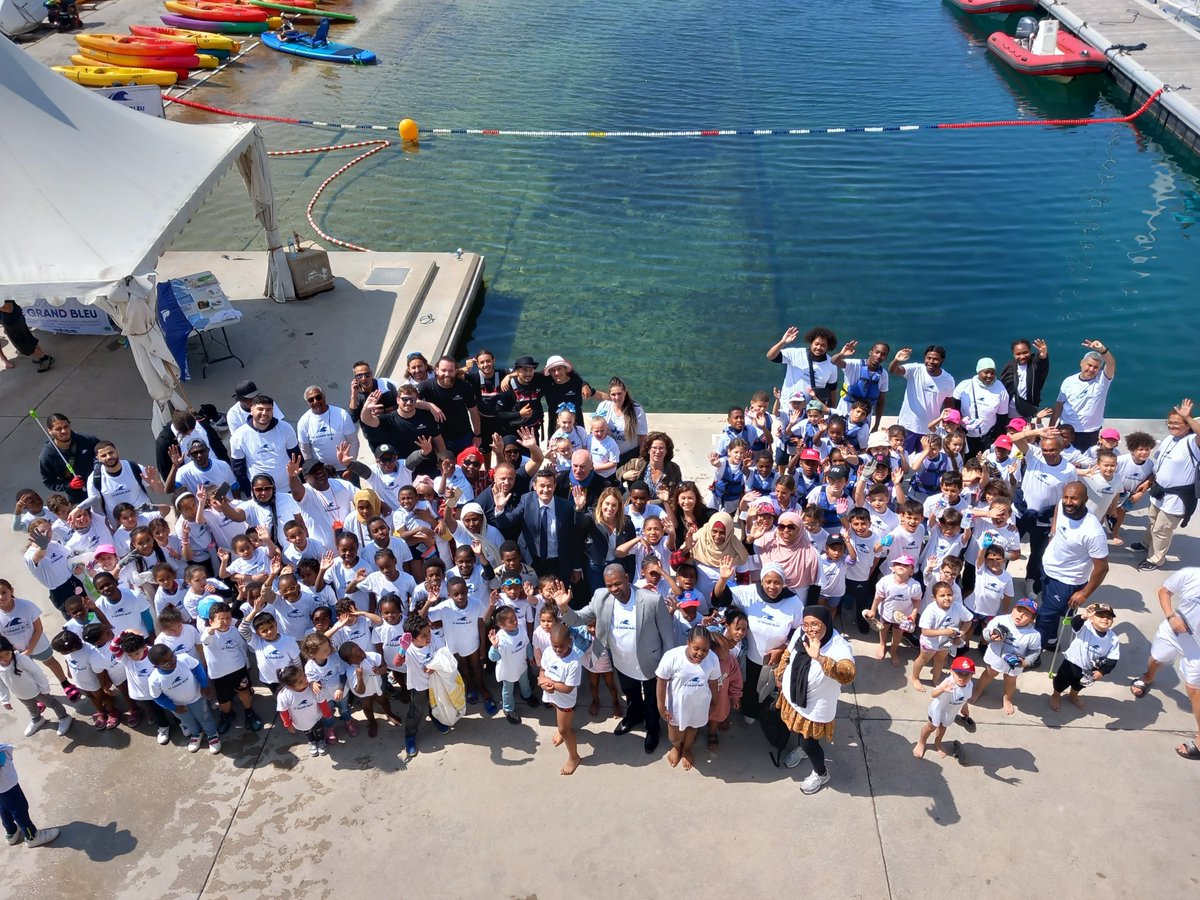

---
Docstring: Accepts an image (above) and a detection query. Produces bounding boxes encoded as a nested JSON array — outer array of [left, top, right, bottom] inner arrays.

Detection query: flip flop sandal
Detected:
[[1130, 679, 1149, 699], [951, 741, 966, 765], [1176, 740, 1200, 760], [954, 714, 977, 733]]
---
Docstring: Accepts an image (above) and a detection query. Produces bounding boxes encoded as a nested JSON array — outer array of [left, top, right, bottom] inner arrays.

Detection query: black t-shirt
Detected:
[[362, 410, 440, 456], [417, 378, 479, 442], [470, 368, 509, 418], [540, 372, 590, 419]]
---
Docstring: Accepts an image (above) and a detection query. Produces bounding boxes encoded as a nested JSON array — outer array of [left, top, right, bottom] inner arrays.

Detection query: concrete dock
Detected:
[[2, 297, 1199, 897], [1041, 0, 1200, 149]]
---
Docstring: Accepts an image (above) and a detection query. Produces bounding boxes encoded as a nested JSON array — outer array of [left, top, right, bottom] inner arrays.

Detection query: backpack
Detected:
[[91, 462, 146, 518]]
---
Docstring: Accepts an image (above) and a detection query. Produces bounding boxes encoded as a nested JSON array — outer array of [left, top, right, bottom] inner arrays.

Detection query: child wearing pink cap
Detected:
[[866, 556, 922, 666]]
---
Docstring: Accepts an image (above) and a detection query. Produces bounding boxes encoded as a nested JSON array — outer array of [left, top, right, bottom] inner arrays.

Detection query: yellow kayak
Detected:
[[54, 65, 178, 87]]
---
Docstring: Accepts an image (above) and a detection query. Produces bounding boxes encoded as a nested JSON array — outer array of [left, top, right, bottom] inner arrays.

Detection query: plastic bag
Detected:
[[427, 646, 466, 727]]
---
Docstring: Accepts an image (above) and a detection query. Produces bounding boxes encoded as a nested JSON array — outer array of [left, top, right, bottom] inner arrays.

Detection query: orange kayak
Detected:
[[76, 33, 196, 56], [129, 24, 242, 54], [162, 1, 270, 21]]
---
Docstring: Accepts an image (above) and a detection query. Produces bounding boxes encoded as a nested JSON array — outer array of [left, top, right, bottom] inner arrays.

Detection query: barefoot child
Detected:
[[914, 655, 976, 760], [538, 624, 584, 775], [911, 581, 972, 691], [574, 620, 621, 719], [655, 626, 719, 770], [706, 619, 745, 751], [975, 597, 1042, 715], [1049, 603, 1119, 712], [865, 555, 921, 667], [339, 640, 402, 739]]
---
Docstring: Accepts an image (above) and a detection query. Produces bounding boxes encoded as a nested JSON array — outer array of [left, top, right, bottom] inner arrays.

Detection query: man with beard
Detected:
[[1037, 482, 1109, 656], [417, 356, 481, 453], [889, 345, 955, 453], [230, 395, 300, 493]]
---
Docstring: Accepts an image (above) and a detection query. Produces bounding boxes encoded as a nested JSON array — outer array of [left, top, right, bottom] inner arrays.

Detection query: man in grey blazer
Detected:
[[551, 564, 679, 754]]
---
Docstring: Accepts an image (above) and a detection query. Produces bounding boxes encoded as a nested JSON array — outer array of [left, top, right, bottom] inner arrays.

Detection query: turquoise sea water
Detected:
[[176, 0, 1200, 415]]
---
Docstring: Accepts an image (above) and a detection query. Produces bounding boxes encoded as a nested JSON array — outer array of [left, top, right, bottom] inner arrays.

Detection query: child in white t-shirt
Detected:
[[655, 627, 719, 772], [300, 631, 355, 742], [911, 581, 972, 692], [50, 630, 117, 730], [975, 598, 1043, 716], [339, 640, 401, 739], [427, 577, 495, 714], [217, 535, 270, 588], [372, 594, 411, 702], [587, 417, 621, 477], [276, 664, 333, 758], [537, 623, 583, 776], [401, 614, 447, 757], [866, 556, 922, 666], [572, 619, 621, 719], [487, 606, 533, 722], [914, 655, 975, 760], [818, 535, 855, 610], [964, 545, 1015, 648]]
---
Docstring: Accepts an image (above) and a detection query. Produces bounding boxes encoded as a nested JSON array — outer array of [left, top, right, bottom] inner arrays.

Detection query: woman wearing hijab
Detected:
[[685, 511, 749, 595], [775, 605, 856, 794], [748, 510, 820, 591], [712, 562, 805, 724], [449, 501, 504, 568]]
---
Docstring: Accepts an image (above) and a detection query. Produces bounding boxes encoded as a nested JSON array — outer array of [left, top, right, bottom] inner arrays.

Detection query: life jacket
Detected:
[[713, 462, 747, 503], [846, 365, 883, 403], [912, 454, 951, 494], [810, 488, 844, 530]]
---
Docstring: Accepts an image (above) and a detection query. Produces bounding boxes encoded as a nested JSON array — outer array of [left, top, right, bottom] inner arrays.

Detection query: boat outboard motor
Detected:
[[1014, 16, 1038, 45]]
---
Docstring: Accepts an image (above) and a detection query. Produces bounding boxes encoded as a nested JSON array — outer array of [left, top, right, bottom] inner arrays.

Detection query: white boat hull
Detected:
[[0, 0, 47, 37]]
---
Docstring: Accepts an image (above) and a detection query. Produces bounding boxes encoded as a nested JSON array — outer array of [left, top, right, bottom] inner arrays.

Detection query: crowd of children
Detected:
[[2, 332, 1197, 820]]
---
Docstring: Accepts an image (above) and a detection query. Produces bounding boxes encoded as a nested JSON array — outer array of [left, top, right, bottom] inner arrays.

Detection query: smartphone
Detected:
[[215, 482, 231, 500]]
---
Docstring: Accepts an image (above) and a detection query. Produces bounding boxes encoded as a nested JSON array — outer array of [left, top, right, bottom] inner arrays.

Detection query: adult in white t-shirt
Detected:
[[86, 441, 163, 524], [226, 380, 285, 435], [1051, 340, 1115, 450], [766, 325, 841, 406], [230, 395, 300, 492], [555, 564, 679, 754], [1141, 399, 1200, 571], [953, 358, 1011, 454], [1131, 568, 1200, 757], [888, 345, 955, 451], [1038, 484, 1109, 651], [296, 385, 359, 466], [832, 340, 891, 431], [1013, 432, 1079, 592]]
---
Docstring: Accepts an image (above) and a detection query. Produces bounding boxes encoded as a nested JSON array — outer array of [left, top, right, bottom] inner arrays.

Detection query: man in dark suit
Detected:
[[1000, 338, 1050, 421], [492, 468, 583, 585], [554, 449, 612, 508]]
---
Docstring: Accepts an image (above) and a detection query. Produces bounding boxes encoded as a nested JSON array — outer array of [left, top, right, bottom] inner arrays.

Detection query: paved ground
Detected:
[[1, 299, 1199, 897]]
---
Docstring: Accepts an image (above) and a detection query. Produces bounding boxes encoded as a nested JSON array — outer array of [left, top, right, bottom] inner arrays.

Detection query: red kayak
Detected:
[[988, 27, 1107, 77], [946, 0, 1039, 13]]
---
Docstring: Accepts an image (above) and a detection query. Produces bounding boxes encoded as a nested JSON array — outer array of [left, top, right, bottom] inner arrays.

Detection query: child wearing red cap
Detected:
[[914, 655, 976, 760]]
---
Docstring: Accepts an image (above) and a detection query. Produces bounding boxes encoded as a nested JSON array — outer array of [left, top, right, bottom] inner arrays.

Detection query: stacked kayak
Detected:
[[53, 65, 178, 87], [130, 24, 242, 57], [262, 19, 376, 64], [73, 33, 219, 79], [161, 1, 282, 34], [246, 0, 356, 23]]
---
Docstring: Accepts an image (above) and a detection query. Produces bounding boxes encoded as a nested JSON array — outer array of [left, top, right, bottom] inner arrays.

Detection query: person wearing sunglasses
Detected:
[[297, 385, 358, 467]]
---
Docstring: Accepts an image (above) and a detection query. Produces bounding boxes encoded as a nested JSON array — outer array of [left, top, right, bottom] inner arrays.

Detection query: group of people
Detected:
[[1, 330, 1198, 846]]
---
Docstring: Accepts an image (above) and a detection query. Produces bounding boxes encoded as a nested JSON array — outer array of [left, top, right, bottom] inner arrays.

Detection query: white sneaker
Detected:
[[800, 770, 831, 795], [742, 715, 757, 725], [207, 736, 222, 755], [23, 718, 46, 737], [25, 827, 59, 848], [156, 726, 171, 745], [56, 716, 72, 736], [307, 741, 320, 758], [187, 736, 202, 753], [5, 830, 23, 846], [783, 746, 805, 769]]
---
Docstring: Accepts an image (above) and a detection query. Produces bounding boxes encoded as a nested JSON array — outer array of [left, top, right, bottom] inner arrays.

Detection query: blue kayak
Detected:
[[261, 19, 376, 65]]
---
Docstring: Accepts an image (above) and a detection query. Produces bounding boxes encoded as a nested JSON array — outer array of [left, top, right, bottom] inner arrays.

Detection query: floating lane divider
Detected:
[[162, 88, 1165, 251], [165, 88, 1164, 137]]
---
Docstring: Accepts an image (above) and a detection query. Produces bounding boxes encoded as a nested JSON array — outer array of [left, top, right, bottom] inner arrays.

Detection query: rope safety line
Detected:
[[165, 88, 1165, 137], [266, 140, 392, 251]]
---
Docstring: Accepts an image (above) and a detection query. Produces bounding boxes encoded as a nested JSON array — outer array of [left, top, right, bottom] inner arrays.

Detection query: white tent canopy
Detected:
[[0, 36, 295, 428]]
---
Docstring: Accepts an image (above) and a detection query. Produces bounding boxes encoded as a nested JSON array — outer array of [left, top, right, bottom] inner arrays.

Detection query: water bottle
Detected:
[[287, 239, 296, 258]]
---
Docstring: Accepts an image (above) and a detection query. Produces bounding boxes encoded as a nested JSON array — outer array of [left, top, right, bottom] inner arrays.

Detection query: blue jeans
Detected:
[[1038, 576, 1083, 651], [175, 698, 219, 739], [500, 670, 532, 714]]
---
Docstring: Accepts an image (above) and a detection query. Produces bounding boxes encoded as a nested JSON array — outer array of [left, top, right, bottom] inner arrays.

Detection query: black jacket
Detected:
[[1000, 356, 1050, 419], [155, 419, 230, 478], [39, 432, 101, 503]]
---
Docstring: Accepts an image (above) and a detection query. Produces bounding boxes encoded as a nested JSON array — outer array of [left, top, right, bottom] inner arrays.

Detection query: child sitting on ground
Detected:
[[1049, 603, 1120, 712], [914, 655, 976, 760]]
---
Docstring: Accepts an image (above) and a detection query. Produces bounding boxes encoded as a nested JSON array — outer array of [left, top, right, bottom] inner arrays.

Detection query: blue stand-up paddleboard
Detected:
[[261, 18, 376, 64]]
